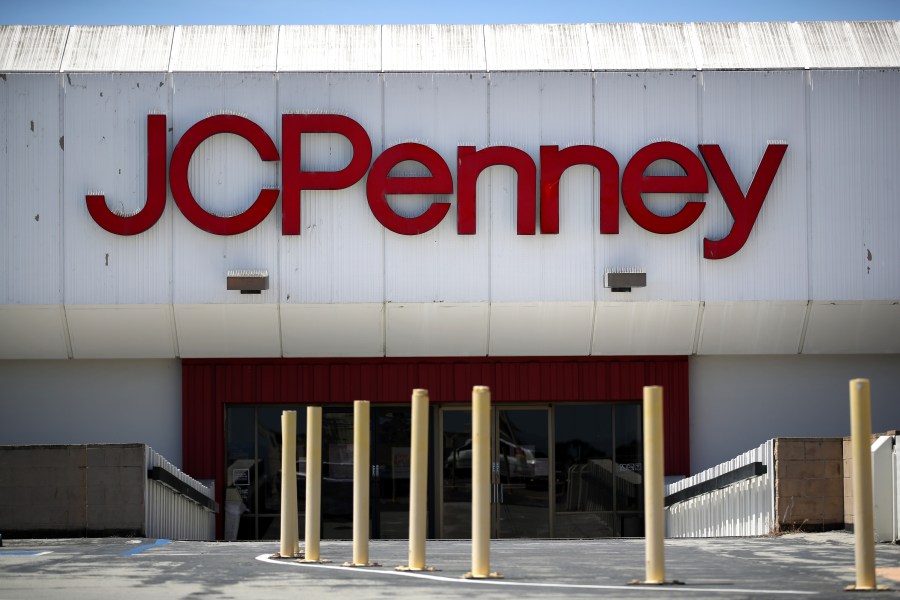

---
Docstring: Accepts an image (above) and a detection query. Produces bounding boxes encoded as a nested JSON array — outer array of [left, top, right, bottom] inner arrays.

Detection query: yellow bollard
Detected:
[[303, 406, 324, 563], [344, 400, 378, 567], [279, 410, 299, 558], [397, 389, 437, 571], [848, 379, 880, 591], [465, 386, 501, 579], [643, 386, 666, 584]]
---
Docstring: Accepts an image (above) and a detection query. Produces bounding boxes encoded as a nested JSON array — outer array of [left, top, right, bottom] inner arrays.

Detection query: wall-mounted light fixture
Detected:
[[227, 269, 269, 294], [604, 268, 646, 293]]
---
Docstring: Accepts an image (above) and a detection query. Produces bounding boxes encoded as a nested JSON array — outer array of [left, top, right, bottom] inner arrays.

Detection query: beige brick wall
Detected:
[[0, 444, 146, 536], [775, 438, 844, 531]]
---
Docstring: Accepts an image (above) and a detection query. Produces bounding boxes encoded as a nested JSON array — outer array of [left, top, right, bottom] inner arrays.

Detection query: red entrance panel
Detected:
[[181, 356, 689, 537]]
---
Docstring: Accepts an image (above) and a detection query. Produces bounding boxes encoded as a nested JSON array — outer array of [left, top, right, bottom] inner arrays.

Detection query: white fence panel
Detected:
[[145, 447, 216, 540], [665, 439, 775, 538]]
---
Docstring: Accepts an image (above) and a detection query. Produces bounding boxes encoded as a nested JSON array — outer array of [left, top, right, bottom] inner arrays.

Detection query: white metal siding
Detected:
[[699, 71, 808, 302], [382, 72, 488, 304], [277, 72, 384, 305], [2, 75, 61, 305], [594, 71, 701, 302], [171, 73, 278, 306], [63, 73, 171, 306]]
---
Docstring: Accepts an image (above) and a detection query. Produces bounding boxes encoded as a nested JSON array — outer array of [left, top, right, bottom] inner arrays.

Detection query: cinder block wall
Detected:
[[0, 444, 146, 537], [774, 438, 844, 531]]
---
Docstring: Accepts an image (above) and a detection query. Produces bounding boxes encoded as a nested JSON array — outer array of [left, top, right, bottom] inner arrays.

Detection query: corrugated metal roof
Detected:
[[61, 26, 173, 72], [485, 24, 591, 71], [0, 25, 67, 71], [170, 25, 277, 71], [382, 24, 485, 71], [637, 22, 699, 70], [0, 22, 899, 73], [278, 25, 381, 71], [586, 23, 650, 70], [694, 22, 808, 70]]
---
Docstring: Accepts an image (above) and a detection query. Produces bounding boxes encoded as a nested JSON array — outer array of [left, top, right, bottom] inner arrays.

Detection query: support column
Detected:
[[279, 410, 299, 558], [303, 406, 324, 563]]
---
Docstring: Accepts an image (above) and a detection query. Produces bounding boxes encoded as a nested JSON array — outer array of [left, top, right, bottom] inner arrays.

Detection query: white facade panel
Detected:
[[61, 26, 173, 72], [0, 305, 68, 359], [592, 301, 700, 355], [802, 302, 900, 354], [277, 25, 381, 72], [63, 73, 172, 306], [383, 72, 488, 303], [808, 70, 900, 302], [281, 303, 384, 357], [386, 303, 488, 357], [808, 70, 861, 301], [489, 72, 594, 303], [170, 26, 277, 72], [65, 304, 176, 359], [171, 73, 278, 305], [697, 301, 807, 355], [858, 69, 900, 301], [0, 26, 68, 72], [2, 74, 61, 305], [594, 71, 701, 302], [489, 302, 593, 356], [277, 73, 384, 305], [484, 24, 591, 71], [174, 304, 281, 357], [382, 25, 485, 72], [699, 71, 807, 301]]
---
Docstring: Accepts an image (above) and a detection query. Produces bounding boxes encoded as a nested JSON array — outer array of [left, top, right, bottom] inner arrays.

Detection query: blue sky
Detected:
[[1, 0, 898, 25]]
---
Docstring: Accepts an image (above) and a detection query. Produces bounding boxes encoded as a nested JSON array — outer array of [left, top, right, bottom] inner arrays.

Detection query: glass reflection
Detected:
[[441, 410, 472, 538]]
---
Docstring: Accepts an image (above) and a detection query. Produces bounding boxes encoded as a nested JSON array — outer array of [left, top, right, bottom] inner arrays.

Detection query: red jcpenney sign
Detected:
[[86, 114, 787, 260]]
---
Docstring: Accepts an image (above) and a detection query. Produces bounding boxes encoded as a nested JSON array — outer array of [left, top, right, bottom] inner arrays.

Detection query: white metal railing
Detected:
[[145, 447, 217, 540], [665, 440, 775, 538], [872, 435, 899, 543]]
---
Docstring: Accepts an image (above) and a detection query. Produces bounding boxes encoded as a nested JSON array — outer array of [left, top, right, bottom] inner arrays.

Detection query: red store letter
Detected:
[[366, 143, 453, 235], [621, 142, 708, 234], [700, 144, 788, 260], [86, 114, 167, 235], [169, 114, 280, 236], [540, 145, 620, 234], [457, 146, 537, 235], [281, 114, 373, 235]]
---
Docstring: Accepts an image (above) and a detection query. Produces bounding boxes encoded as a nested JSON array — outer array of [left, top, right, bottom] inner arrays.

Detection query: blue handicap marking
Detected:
[[121, 539, 172, 556]]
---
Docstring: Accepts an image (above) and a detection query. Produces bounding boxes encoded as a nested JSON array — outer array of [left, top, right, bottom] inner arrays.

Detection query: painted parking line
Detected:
[[255, 554, 817, 595], [0, 551, 53, 556], [121, 539, 171, 556]]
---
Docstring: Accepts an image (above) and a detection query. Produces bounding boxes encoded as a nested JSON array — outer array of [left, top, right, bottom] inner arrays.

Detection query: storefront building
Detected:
[[1, 22, 899, 540]]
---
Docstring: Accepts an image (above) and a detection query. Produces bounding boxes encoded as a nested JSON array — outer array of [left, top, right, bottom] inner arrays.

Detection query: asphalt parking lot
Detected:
[[1, 531, 899, 599]]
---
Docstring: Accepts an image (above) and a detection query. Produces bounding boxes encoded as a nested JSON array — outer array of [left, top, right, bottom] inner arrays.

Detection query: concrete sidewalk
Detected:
[[1, 532, 899, 599]]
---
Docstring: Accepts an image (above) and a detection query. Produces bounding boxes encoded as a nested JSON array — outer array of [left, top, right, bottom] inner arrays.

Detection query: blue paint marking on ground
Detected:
[[0, 551, 52, 556], [121, 539, 171, 556]]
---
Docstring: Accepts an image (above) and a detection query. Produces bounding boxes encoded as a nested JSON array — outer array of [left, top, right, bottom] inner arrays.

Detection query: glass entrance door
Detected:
[[438, 407, 550, 538], [494, 408, 551, 537]]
